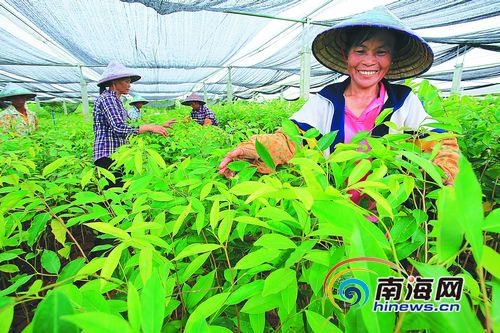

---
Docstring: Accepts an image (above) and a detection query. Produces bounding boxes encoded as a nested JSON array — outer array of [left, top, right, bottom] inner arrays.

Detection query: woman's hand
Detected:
[[138, 124, 169, 137], [164, 119, 176, 128], [218, 148, 246, 178]]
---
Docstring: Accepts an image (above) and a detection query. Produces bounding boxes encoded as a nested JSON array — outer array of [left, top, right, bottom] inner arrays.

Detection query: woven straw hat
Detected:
[[0, 83, 36, 101], [129, 94, 149, 105], [181, 92, 205, 106], [312, 6, 434, 80], [97, 60, 141, 87]]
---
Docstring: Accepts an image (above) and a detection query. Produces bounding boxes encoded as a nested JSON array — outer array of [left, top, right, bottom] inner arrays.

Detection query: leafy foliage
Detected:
[[0, 87, 498, 332]]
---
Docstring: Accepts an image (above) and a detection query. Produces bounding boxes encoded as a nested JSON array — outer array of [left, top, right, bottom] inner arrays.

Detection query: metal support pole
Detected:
[[227, 67, 233, 104], [79, 66, 90, 121], [35, 97, 40, 113], [300, 19, 311, 101], [203, 81, 208, 103], [62, 99, 68, 115], [451, 47, 465, 96], [280, 87, 285, 101]]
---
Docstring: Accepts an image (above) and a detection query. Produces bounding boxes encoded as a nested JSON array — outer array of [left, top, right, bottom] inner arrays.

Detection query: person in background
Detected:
[[218, 6, 459, 186], [127, 94, 148, 121], [182, 92, 219, 126], [0, 83, 39, 136], [93, 60, 176, 187]]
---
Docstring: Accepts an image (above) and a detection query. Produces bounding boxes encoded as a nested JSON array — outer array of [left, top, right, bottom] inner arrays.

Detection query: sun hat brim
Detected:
[[0, 92, 37, 101], [0, 84, 37, 101], [97, 74, 141, 87], [182, 93, 206, 105], [130, 99, 149, 105], [181, 100, 205, 106], [312, 7, 434, 80]]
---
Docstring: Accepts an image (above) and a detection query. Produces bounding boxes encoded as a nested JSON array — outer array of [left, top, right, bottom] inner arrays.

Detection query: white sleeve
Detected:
[[389, 91, 433, 133], [289, 94, 335, 135]]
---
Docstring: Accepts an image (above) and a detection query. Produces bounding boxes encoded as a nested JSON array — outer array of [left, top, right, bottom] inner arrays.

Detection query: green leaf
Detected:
[[42, 157, 70, 177], [174, 244, 222, 261], [480, 245, 500, 278], [234, 248, 279, 270], [127, 283, 141, 333], [134, 151, 143, 174], [230, 181, 275, 196], [255, 138, 275, 171], [210, 200, 220, 230], [41, 250, 61, 274], [262, 268, 295, 297], [72, 191, 104, 205], [226, 280, 264, 305], [173, 202, 192, 237], [147, 148, 166, 169], [436, 186, 464, 262], [0, 298, 14, 333], [249, 313, 265, 333], [363, 189, 393, 219], [454, 157, 484, 263], [50, 220, 66, 246], [185, 270, 216, 310], [227, 160, 251, 171], [241, 293, 281, 314], [0, 265, 18, 273], [304, 128, 321, 139], [0, 275, 33, 297], [254, 234, 297, 250], [141, 271, 165, 333], [305, 310, 342, 333], [374, 108, 394, 127], [62, 312, 132, 333], [100, 244, 125, 289], [399, 151, 443, 186], [316, 131, 338, 151], [217, 214, 233, 244], [199, 182, 214, 201], [328, 150, 367, 163], [179, 252, 210, 284], [347, 159, 372, 186], [139, 247, 153, 284], [33, 290, 78, 333], [349, 220, 394, 333], [256, 207, 296, 222], [483, 209, 500, 233], [184, 293, 229, 333], [85, 222, 130, 240]]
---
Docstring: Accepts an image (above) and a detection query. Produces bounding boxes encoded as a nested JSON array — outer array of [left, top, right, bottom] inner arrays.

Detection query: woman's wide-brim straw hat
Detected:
[[129, 94, 149, 105], [181, 92, 205, 106], [312, 6, 434, 80], [97, 60, 141, 87], [0, 83, 37, 101]]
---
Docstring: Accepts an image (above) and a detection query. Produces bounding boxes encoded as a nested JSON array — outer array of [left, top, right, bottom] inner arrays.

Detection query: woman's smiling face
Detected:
[[346, 31, 394, 90]]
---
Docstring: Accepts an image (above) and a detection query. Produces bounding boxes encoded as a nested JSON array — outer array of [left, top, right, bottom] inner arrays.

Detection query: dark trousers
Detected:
[[94, 157, 124, 188]]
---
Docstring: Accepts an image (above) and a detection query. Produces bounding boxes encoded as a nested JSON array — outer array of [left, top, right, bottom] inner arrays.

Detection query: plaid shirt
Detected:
[[190, 105, 219, 126], [93, 90, 139, 161]]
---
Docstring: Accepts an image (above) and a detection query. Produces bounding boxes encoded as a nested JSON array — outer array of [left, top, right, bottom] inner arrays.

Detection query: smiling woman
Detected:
[[219, 6, 460, 187]]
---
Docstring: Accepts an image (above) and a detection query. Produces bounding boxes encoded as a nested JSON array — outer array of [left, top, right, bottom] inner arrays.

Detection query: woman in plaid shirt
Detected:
[[182, 92, 219, 126], [93, 60, 175, 187]]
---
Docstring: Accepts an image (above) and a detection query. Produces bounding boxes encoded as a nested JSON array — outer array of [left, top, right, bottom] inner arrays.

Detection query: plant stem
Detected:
[[477, 267, 492, 333], [37, 198, 88, 262], [394, 312, 406, 333]]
